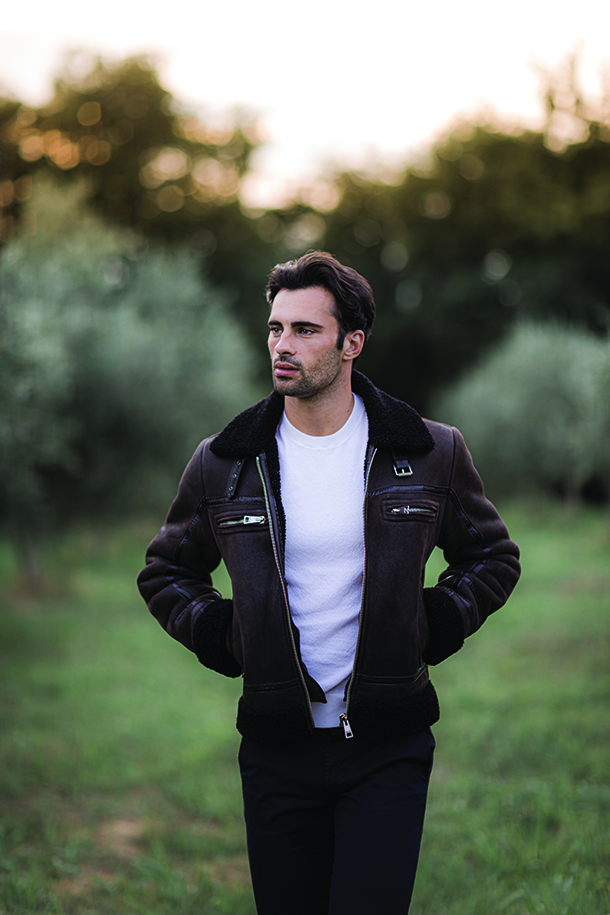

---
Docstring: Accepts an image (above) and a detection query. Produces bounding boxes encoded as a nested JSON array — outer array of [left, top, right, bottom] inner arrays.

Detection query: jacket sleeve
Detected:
[[136, 440, 242, 678], [422, 427, 521, 665]]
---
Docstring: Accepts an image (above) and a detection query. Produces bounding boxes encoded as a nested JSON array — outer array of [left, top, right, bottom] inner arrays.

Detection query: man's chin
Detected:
[[273, 381, 297, 396], [272, 375, 309, 398], [272, 372, 297, 389]]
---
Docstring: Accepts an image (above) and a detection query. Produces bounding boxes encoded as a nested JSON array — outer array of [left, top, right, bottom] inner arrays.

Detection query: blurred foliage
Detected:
[[311, 79, 610, 410], [0, 54, 257, 229], [0, 55, 277, 364], [433, 321, 610, 502], [2, 56, 610, 409], [2, 55, 610, 566], [0, 175, 257, 587]]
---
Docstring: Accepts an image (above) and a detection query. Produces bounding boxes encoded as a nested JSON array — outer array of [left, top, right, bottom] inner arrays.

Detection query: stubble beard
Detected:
[[272, 351, 343, 401]]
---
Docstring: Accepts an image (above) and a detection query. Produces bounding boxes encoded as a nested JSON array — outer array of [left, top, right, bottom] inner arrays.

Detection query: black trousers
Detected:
[[238, 727, 435, 915]]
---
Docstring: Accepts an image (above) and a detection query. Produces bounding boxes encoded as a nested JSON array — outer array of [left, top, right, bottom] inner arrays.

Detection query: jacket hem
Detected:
[[236, 696, 313, 744], [236, 682, 441, 744], [348, 680, 441, 738]]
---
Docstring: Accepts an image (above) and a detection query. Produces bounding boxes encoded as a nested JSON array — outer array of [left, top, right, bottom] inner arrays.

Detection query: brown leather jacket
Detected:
[[137, 372, 520, 744]]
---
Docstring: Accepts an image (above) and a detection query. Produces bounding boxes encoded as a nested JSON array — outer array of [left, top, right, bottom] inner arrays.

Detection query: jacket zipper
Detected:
[[343, 445, 378, 738], [339, 713, 354, 738], [388, 505, 436, 517], [218, 515, 266, 527], [256, 456, 315, 729]]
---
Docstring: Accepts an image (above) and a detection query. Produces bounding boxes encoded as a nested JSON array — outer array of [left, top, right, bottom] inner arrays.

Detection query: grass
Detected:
[[415, 502, 610, 915], [0, 502, 609, 914]]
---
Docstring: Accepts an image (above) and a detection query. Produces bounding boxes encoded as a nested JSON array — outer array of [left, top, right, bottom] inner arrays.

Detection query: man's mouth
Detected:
[[273, 361, 300, 377]]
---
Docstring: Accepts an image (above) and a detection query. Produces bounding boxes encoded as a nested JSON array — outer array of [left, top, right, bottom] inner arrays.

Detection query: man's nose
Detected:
[[275, 329, 295, 354]]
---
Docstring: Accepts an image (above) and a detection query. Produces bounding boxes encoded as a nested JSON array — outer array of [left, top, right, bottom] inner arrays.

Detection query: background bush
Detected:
[[0, 175, 258, 584], [433, 320, 610, 501]]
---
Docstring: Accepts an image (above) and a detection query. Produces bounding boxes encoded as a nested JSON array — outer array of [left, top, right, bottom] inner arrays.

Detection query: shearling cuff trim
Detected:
[[193, 599, 242, 678], [422, 588, 465, 665]]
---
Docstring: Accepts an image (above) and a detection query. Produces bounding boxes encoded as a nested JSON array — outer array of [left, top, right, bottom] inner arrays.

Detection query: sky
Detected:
[[2, 0, 609, 207]]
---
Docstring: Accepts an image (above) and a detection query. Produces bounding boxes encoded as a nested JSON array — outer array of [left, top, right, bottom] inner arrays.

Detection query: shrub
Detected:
[[0, 176, 259, 585], [433, 321, 610, 501]]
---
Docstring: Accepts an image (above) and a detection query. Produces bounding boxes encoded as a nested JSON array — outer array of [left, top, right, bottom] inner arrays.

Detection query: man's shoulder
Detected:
[[421, 417, 456, 450]]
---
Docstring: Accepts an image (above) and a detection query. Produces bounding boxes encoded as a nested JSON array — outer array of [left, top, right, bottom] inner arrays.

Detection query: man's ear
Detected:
[[342, 329, 365, 362]]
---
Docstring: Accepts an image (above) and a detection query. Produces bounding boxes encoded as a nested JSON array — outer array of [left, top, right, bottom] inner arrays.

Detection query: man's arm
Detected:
[[137, 440, 242, 677], [422, 427, 521, 665]]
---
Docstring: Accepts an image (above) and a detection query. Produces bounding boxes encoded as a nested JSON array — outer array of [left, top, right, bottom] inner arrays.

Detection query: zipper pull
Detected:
[[339, 714, 354, 739]]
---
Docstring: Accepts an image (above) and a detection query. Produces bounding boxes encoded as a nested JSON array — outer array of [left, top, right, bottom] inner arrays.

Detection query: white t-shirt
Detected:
[[276, 394, 369, 727]]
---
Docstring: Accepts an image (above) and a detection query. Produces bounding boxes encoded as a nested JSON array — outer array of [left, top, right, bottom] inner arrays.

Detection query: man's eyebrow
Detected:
[[267, 319, 325, 329]]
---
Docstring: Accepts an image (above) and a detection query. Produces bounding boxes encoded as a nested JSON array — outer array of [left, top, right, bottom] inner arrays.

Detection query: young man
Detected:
[[138, 251, 520, 914]]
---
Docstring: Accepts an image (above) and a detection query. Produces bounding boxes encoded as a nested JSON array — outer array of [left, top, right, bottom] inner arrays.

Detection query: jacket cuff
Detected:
[[193, 599, 242, 678], [422, 588, 465, 665]]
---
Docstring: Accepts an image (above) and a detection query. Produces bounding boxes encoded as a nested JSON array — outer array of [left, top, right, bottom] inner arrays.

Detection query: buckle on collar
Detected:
[[393, 458, 413, 477]]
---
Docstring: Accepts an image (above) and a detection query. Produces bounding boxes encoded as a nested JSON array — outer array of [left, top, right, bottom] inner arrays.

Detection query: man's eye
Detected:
[[269, 327, 282, 335], [298, 328, 314, 335]]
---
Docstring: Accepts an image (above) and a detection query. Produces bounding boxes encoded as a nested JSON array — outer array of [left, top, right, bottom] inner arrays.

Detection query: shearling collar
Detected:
[[210, 370, 435, 458]]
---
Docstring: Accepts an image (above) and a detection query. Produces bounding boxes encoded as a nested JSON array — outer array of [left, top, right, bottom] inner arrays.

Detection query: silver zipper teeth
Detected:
[[256, 457, 314, 727], [345, 446, 378, 718], [389, 506, 435, 516], [219, 515, 266, 527]]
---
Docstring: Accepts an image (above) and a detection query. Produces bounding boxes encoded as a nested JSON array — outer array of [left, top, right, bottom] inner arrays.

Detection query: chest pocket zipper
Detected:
[[383, 500, 439, 522], [218, 514, 267, 528], [388, 506, 436, 517]]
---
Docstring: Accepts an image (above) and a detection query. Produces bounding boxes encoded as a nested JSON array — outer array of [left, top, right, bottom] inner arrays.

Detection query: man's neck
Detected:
[[283, 382, 355, 437]]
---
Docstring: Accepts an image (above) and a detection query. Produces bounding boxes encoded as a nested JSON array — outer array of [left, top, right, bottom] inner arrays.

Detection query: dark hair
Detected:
[[266, 251, 376, 348]]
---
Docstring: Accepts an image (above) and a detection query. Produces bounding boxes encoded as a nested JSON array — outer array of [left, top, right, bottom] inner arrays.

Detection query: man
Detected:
[[137, 251, 520, 914]]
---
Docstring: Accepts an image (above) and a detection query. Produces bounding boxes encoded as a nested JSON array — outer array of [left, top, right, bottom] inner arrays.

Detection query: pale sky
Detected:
[[2, 0, 609, 207]]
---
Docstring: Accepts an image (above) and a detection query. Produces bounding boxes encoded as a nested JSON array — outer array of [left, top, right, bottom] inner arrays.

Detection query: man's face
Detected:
[[268, 286, 347, 399]]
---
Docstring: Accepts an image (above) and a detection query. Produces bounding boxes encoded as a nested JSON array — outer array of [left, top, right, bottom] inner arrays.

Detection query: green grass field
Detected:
[[1, 502, 609, 914]]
